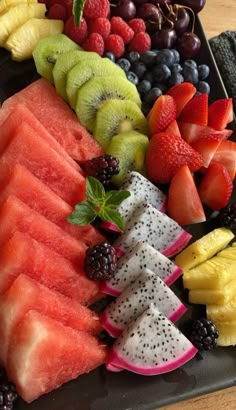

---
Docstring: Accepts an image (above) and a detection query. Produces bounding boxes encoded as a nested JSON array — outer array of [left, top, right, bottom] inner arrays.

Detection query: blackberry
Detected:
[[188, 318, 219, 351], [84, 242, 117, 281], [218, 203, 236, 229], [0, 368, 18, 410], [83, 155, 119, 187]]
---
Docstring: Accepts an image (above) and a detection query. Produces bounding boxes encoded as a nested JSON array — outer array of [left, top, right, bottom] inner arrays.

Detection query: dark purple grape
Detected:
[[173, 0, 206, 14], [177, 32, 201, 59], [114, 0, 136, 21], [174, 7, 190, 34], [151, 27, 177, 49], [137, 3, 161, 22]]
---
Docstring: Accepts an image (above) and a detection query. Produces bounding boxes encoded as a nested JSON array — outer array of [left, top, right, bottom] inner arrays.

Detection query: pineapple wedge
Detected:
[[175, 227, 234, 271], [214, 321, 236, 346], [0, 0, 37, 15], [217, 244, 236, 259], [5, 18, 64, 61], [207, 296, 236, 322], [189, 277, 236, 305], [0, 3, 46, 46]]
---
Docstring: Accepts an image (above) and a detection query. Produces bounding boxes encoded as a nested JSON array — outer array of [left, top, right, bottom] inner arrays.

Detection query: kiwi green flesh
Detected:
[[66, 58, 126, 110], [32, 34, 79, 84], [93, 99, 148, 150], [75, 76, 142, 133], [53, 50, 100, 101], [106, 131, 149, 186]]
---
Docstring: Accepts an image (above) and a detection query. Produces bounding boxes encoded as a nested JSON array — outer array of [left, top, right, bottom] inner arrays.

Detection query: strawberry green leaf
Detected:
[[73, 0, 86, 27], [105, 190, 131, 207], [67, 201, 97, 225]]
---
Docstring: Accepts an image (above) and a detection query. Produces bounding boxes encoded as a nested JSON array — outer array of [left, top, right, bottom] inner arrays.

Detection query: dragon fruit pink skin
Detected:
[[106, 304, 198, 376], [101, 269, 187, 338]]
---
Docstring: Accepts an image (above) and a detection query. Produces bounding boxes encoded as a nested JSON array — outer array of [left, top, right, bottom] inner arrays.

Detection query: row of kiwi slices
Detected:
[[33, 34, 149, 185]]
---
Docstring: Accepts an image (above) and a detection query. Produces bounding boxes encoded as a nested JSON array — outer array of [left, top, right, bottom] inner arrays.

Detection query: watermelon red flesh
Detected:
[[7, 310, 107, 403], [0, 274, 102, 365], [0, 230, 101, 303], [0, 122, 86, 206], [1, 78, 103, 163], [0, 103, 81, 172], [0, 195, 88, 267], [0, 164, 105, 246]]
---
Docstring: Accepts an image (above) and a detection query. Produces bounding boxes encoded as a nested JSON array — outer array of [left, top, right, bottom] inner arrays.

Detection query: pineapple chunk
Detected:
[[0, 3, 46, 46], [175, 228, 234, 271], [214, 321, 236, 346], [217, 244, 236, 259], [0, 0, 37, 15], [5, 18, 64, 61], [207, 297, 236, 322], [189, 277, 236, 305]]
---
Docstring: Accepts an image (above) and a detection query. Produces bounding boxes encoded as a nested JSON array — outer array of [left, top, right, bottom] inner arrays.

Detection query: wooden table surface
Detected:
[[159, 1, 236, 409]]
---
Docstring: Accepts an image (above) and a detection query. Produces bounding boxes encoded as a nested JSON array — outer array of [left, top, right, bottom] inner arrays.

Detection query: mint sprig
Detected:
[[72, 0, 86, 27], [67, 176, 130, 231]]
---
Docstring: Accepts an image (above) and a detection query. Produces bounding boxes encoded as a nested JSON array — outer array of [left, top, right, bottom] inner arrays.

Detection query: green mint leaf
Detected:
[[72, 0, 86, 27], [86, 176, 105, 205], [105, 190, 131, 207], [99, 207, 125, 232], [67, 201, 97, 225]]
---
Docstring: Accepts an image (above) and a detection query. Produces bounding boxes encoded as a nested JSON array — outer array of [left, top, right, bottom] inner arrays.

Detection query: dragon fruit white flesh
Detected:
[[101, 268, 187, 338], [106, 303, 198, 375], [117, 171, 167, 223], [113, 202, 192, 258]]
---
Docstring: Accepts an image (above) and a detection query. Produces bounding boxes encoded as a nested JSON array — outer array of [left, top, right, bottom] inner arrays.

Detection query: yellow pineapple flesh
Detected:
[[217, 244, 236, 259], [5, 18, 64, 61], [0, 3, 46, 46], [189, 277, 236, 305], [0, 0, 37, 15], [175, 228, 234, 271], [214, 321, 236, 346], [207, 296, 236, 322]]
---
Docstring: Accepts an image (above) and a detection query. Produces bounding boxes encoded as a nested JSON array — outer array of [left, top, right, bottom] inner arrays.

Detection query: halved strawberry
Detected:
[[147, 95, 176, 136], [146, 132, 203, 184], [198, 163, 233, 210], [208, 98, 234, 130], [167, 165, 206, 226], [164, 120, 181, 137], [178, 122, 233, 144], [191, 133, 224, 168], [178, 93, 208, 126], [210, 140, 236, 181], [166, 82, 196, 117]]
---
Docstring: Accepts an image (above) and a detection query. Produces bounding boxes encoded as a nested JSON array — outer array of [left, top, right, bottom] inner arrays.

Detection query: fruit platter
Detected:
[[0, 0, 236, 409]]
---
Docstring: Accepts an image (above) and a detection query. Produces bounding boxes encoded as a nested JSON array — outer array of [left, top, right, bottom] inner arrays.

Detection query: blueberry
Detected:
[[126, 71, 139, 85], [198, 64, 210, 80], [168, 72, 184, 87], [116, 58, 131, 72], [155, 49, 175, 67], [197, 81, 211, 94], [125, 51, 140, 64], [183, 59, 198, 69], [171, 63, 183, 73], [104, 52, 115, 62], [137, 80, 152, 95], [152, 64, 171, 83], [152, 83, 167, 93], [143, 70, 154, 84], [144, 87, 162, 106], [130, 61, 147, 80], [142, 101, 152, 116], [171, 49, 180, 64], [183, 65, 199, 84], [140, 51, 157, 67]]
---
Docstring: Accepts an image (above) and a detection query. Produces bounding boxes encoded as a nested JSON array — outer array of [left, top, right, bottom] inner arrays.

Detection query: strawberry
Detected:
[[191, 133, 224, 168], [147, 95, 176, 136], [164, 120, 181, 137], [166, 82, 196, 117], [178, 93, 208, 126], [208, 98, 234, 130], [146, 132, 203, 184], [210, 140, 236, 181], [167, 165, 206, 226], [178, 122, 233, 145], [198, 163, 233, 210]]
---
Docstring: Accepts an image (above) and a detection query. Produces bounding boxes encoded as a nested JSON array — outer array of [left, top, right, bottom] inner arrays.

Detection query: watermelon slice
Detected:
[[0, 164, 105, 246], [0, 195, 88, 266], [0, 231, 100, 303], [0, 122, 86, 206], [1, 78, 103, 162], [7, 310, 107, 403], [0, 274, 102, 365]]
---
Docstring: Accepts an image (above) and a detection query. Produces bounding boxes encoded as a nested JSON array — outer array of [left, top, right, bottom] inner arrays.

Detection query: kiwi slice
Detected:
[[32, 33, 79, 84], [75, 76, 141, 132], [106, 130, 149, 186], [53, 50, 100, 101], [93, 99, 148, 149], [66, 58, 126, 110]]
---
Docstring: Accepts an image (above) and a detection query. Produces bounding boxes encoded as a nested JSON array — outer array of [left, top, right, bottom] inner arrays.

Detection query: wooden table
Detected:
[[159, 1, 236, 408]]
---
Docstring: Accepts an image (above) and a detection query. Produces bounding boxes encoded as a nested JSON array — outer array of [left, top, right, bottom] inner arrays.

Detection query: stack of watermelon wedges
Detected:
[[0, 78, 108, 403]]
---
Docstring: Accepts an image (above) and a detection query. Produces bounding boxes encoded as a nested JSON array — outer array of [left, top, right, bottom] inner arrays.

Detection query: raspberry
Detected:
[[128, 18, 146, 34], [83, 0, 110, 19], [104, 34, 125, 58], [64, 16, 88, 45], [82, 33, 104, 56], [47, 3, 68, 21], [88, 17, 111, 39], [84, 242, 117, 280], [110, 16, 134, 44], [84, 154, 120, 186], [128, 32, 151, 55]]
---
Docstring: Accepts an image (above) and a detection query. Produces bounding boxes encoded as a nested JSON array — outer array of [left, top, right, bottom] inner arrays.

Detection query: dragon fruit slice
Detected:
[[113, 202, 192, 258], [101, 241, 182, 296], [117, 171, 167, 223], [101, 268, 187, 338], [106, 303, 198, 375]]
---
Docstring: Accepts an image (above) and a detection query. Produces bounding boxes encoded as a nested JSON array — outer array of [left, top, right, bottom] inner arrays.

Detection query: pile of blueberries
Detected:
[[104, 48, 210, 115]]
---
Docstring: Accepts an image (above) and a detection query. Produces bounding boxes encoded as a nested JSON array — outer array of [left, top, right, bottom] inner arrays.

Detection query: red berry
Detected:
[[87, 17, 111, 39], [128, 18, 146, 33], [64, 16, 88, 45], [83, 0, 110, 19], [83, 33, 104, 56], [104, 34, 125, 58], [128, 31, 151, 55], [47, 3, 67, 21], [48, 0, 72, 17], [110, 16, 134, 44]]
